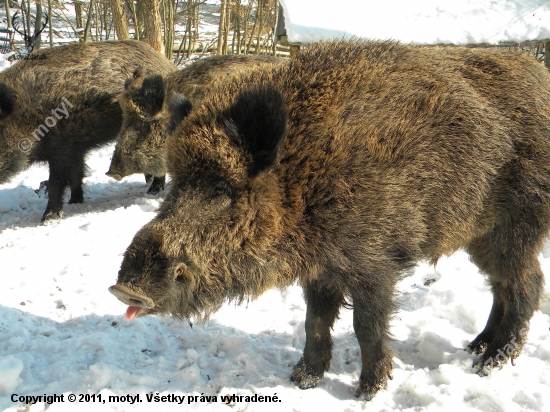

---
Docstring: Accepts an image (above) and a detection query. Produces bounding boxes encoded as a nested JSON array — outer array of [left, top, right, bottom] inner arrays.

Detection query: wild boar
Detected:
[[109, 40, 550, 398], [0, 40, 176, 221], [106, 54, 283, 194]]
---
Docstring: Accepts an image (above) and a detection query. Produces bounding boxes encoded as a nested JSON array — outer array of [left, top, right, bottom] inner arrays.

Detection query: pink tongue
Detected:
[[126, 306, 141, 320]]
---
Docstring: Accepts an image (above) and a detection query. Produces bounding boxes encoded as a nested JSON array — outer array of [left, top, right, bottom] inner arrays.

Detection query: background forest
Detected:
[[1, 0, 283, 64]]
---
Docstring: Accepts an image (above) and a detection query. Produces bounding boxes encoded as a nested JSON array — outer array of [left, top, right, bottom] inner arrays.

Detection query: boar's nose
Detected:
[[108, 284, 155, 309], [105, 171, 123, 181]]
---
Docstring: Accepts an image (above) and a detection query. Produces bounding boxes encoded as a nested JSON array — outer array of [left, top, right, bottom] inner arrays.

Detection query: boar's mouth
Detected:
[[109, 284, 155, 320]]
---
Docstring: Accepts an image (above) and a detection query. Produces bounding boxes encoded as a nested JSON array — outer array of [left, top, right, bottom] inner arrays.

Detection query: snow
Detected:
[[1, 145, 549, 411], [279, 0, 550, 45], [0, 356, 24, 396]]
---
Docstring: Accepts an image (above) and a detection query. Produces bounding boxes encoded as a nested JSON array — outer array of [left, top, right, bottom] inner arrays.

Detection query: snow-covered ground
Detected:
[[280, 0, 550, 45], [0, 145, 549, 412]]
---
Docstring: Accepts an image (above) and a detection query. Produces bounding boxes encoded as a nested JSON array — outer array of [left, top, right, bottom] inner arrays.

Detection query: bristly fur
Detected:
[[113, 40, 550, 399], [107, 54, 284, 193], [0, 40, 176, 221], [168, 94, 193, 135]]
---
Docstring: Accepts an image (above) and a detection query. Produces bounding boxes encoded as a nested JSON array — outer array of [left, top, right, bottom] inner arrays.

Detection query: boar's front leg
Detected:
[[466, 292, 505, 354], [352, 282, 394, 399], [291, 280, 344, 389], [147, 175, 165, 195]]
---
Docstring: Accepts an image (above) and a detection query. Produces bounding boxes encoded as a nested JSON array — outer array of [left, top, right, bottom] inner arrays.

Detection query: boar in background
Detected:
[[106, 54, 283, 194], [109, 40, 550, 399], [0, 40, 176, 221]]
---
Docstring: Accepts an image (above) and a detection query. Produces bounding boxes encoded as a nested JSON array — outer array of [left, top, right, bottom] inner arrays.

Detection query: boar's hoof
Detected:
[[474, 340, 520, 377], [355, 375, 389, 400], [290, 357, 324, 389], [41, 209, 63, 222], [68, 192, 84, 204], [147, 176, 166, 195], [473, 355, 503, 377], [355, 357, 393, 400], [34, 180, 49, 198], [466, 338, 489, 355]]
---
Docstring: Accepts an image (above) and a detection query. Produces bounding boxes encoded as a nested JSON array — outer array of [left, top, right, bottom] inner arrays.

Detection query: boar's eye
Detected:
[[211, 181, 233, 200]]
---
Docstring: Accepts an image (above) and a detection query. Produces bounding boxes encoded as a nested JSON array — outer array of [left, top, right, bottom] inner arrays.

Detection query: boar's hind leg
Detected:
[[467, 224, 545, 372], [42, 156, 86, 221], [291, 281, 344, 389], [147, 175, 165, 195], [42, 161, 71, 221], [352, 282, 394, 399], [67, 156, 85, 204]]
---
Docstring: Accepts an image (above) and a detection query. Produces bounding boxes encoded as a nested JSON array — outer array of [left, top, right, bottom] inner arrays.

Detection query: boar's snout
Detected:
[[109, 284, 154, 308], [109, 284, 155, 320], [105, 171, 123, 181]]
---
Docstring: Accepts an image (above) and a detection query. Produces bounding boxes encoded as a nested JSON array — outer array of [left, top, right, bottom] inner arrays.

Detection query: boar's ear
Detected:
[[224, 85, 288, 176], [135, 75, 166, 117], [124, 68, 144, 89], [167, 93, 193, 134], [124, 77, 134, 90], [0, 83, 15, 120]]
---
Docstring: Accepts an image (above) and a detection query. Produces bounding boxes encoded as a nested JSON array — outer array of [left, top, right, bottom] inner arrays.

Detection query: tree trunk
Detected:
[[222, 0, 229, 54], [5, 0, 12, 29], [217, 0, 227, 55], [94, 0, 100, 41], [75, 2, 84, 28], [83, 0, 95, 42], [34, 0, 42, 49], [142, 0, 164, 53], [47, 0, 52, 46], [126, 0, 141, 40], [255, 0, 264, 53], [25, 0, 32, 40], [110, 0, 129, 40], [246, 2, 259, 54], [162, 0, 174, 59], [235, 0, 242, 54], [184, 0, 196, 58], [241, 0, 252, 54]]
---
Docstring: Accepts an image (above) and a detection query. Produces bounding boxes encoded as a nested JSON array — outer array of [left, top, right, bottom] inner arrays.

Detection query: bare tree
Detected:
[[83, 0, 95, 42], [75, 1, 84, 28], [34, 0, 42, 48], [47, 0, 52, 46], [110, 0, 129, 40], [4, 0, 12, 28], [216, 0, 228, 54], [4, 0, 281, 59], [162, 0, 174, 59], [142, 0, 164, 53]]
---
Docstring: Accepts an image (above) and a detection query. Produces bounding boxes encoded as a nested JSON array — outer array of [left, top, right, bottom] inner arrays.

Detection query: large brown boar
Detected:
[[109, 40, 550, 399], [106, 54, 283, 194], [0, 40, 176, 221]]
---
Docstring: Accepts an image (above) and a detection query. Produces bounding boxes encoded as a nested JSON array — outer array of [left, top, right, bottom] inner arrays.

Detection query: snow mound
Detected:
[[0, 355, 24, 395]]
